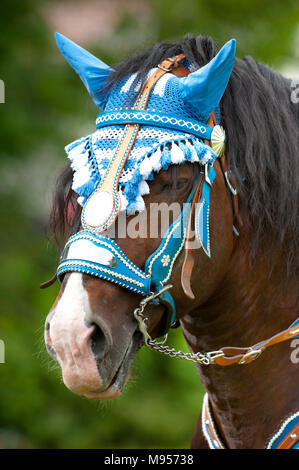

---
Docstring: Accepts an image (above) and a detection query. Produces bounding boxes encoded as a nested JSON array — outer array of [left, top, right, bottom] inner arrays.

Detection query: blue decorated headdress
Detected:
[[55, 33, 236, 257]]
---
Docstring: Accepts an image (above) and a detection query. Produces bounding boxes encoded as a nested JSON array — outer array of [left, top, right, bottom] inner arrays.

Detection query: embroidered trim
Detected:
[[201, 394, 225, 449], [266, 411, 299, 449], [63, 232, 149, 279], [96, 110, 212, 140], [57, 260, 145, 290], [202, 393, 299, 449], [146, 219, 182, 277], [161, 228, 187, 285]]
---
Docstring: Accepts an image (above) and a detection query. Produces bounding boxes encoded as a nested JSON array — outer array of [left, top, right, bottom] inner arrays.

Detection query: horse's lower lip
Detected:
[[84, 330, 143, 399], [87, 364, 122, 397], [84, 339, 135, 398]]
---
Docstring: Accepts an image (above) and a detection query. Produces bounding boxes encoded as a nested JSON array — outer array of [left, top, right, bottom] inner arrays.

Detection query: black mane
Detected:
[[50, 33, 299, 280]]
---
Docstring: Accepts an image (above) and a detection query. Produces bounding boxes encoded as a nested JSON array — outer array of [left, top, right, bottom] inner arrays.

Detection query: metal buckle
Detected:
[[157, 57, 178, 72], [238, 349, 262, 365], [139, 284, 173, 308], [205, 165, 212, 186], [224, 171, 237, 196]]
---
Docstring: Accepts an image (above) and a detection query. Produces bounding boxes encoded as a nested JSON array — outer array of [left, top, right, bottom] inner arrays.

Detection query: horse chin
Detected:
[[66, 329, 142, 400], [84, 346, 138, 400]]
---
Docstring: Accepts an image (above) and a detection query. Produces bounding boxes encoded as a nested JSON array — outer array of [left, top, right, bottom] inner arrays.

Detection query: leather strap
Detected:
[[181, 112, 216, 299], [213, 321, 299, 366], [277, 422, 299, 449], [181, 175, 204, 299]]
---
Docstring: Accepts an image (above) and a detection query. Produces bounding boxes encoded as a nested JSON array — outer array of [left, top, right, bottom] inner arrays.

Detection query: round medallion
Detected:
[[211, 125, 226, 157], [83, 190, 114, 229]]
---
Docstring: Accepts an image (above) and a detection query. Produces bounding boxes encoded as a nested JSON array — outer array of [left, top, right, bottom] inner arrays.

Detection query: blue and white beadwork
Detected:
[[66, 69, 217, 217]]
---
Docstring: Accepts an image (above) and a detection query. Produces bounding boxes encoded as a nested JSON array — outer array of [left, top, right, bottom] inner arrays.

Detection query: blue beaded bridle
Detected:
[[53, 34, 238, 334]]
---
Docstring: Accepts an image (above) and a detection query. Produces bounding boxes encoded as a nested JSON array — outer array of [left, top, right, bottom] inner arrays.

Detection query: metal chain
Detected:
[[133, 286, 224, 366]]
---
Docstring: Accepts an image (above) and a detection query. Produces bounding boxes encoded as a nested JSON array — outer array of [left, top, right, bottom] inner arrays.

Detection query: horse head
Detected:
[[44, 33, 237, 398], [43, 32, 299, 448]]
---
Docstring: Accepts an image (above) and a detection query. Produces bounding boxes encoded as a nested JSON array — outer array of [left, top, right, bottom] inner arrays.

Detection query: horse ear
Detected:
[[179, 39, 236, 116], [55, 32, 114, 109]]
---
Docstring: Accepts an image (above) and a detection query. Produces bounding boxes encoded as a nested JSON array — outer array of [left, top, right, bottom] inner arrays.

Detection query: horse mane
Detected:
[[50, 33, 299, 281]]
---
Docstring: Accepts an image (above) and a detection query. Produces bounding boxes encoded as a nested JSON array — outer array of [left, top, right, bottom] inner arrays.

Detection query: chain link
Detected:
[[133, 286, 224, 366]]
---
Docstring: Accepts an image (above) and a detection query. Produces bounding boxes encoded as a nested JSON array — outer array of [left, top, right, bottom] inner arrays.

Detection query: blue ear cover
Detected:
[[55, 32, 114, 109], [178, 39, 236, 117]]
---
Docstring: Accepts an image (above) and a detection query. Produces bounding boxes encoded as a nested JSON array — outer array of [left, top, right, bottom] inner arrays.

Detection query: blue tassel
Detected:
[[193, 140, 208, 161], [181, 141, 192, 161], [147, 171, 154, 181], [77, 176, 97, 198], [123, 168, 141, 202], [161, 146, 172, 170]]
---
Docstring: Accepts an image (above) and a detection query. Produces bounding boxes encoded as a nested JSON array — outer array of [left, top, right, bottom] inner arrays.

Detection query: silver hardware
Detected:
[[224, 171, 237, 196], [133, 286, 223, 366], [205, 164, 212, 186], [290, 328, 299, 335], [157, 65, 171, 72], [238, 349, 262, 365], [290, 433, 297, 440]]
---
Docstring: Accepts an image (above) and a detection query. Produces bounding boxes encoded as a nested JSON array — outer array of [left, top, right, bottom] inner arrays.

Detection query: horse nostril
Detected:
[[90, 324, 109, 360], [46, 343, 58, 361]]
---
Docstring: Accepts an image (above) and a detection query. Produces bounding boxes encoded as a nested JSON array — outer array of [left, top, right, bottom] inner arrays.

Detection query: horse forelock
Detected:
[[49, 33, 299, 282]]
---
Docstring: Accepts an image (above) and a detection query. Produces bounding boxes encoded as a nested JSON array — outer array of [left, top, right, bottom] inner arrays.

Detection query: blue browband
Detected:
[[95, 110, 213, 141], [57, 170, 216, 326]]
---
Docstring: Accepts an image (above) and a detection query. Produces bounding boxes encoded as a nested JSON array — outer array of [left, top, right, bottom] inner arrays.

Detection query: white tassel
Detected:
[[66, 140, 88, 159], [127, 195, 145, 215], [119, 189, 128, 211], [77, 196, 85, 207], [138, 179, 150, 196], [139, 156, 153, 178], [150, 147, 162, 172], [171, 143, 185, 164], [72, 165, 90, 190], [70, 150, 89, 171], [190, 144, 199, 162]]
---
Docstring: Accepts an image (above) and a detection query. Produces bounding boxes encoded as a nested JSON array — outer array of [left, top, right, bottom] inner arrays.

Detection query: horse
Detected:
[[43, 32, 299, 449]]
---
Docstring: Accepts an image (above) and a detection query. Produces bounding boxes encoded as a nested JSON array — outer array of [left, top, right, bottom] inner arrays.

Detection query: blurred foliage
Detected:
[[0, 0, 298, 449]]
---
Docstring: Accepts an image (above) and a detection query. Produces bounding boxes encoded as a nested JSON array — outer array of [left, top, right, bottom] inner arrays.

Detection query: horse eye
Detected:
[[176, 178, 188, 190], [160, 182, 173, 192]]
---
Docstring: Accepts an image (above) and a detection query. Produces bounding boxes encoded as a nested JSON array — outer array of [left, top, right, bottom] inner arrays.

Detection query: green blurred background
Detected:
[[0, 0, 298, 449]]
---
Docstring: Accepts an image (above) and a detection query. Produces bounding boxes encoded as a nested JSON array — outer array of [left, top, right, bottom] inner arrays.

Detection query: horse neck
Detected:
[[180, 237, 299, 449]]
